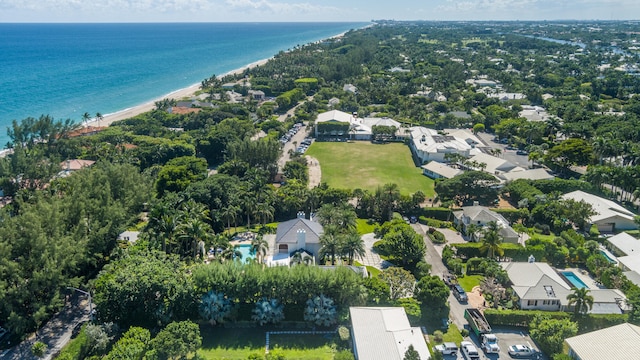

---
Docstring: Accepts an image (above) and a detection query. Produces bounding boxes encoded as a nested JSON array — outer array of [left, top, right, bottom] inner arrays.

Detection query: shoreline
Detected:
[[86, 26, 367, 128], [87, 57, 272, 127]]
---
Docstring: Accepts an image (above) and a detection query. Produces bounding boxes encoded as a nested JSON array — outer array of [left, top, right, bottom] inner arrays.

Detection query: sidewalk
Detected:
[[1, 295, 90, 360]]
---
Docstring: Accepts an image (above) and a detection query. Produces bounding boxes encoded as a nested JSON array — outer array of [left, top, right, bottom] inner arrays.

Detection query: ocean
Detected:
[[0, 22, 366, 146]]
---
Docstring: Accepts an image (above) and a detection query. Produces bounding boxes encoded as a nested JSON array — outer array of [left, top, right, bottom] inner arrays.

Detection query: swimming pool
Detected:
[[599, 250, 617, 264], [561, 271, 589, 289], [235, 244, 256, 263]]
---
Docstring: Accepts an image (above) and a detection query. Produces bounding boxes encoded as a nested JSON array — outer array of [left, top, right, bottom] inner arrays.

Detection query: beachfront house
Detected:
[[350, 307, 430, 360]]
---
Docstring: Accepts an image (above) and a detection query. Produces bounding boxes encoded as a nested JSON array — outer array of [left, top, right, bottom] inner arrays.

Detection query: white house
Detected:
[[565, 323, 640, 360], [562, 191, 637, 232], [606, 232, 640, 287], [452, 206, 519, 243], [350, 307, 430, 360], [408, 126, 472, 164], [498, 168, 555, 182], [467, 153, 522, 175], [264, 212, 323, 266], [421, 161, 463, 180], [502, 262, 627, 313], [343, 84, 358, 94]]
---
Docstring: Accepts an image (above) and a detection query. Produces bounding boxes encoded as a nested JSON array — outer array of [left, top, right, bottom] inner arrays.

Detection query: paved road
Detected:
[[1, 295, 90, 360], [411, 224, 471, 330]]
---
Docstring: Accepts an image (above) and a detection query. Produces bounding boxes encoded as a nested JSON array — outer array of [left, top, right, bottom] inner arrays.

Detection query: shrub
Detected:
[[338, 325, 351, 342], [31, 342, 47, 358], [334, 350, 355, 360], [433, 330, 444, 343], [460, 329, 469, 337], [430, 230, 446, 244], [419, 208, 453, 221]]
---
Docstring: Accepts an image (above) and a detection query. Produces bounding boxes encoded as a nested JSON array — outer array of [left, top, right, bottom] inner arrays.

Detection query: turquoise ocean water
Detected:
[[0, 22, 366, 146]]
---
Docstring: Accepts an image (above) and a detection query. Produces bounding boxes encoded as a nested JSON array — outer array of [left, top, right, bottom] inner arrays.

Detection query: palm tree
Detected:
[[256, 202, 275, 226], [178, 218, 212, 259], [319, 226, 341, 265], [340, 231, 365, 265], [567, 287, 594, 315], [156, 214, 179, 253], [465, 223, 480, 242], [479, 221, 504, 259], [221, 246, 243, 262], [250, 235, 269, 265], [221, 205, 241, 234], [95, 112, 103, 127], [82, 112, 91, 126]]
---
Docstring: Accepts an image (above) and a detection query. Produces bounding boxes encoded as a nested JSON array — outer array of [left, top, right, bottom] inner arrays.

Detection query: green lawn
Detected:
[[306, 142, 434, 196], [428, 324, 464, 346], [457, 275, 483, 292], [356, 218, 376, 235], [198, 326, 339, 360]]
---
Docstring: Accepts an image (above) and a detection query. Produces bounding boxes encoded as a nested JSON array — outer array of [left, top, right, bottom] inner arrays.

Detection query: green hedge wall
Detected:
[[419, 207, 453, 221], [484, 309, 628, 333]]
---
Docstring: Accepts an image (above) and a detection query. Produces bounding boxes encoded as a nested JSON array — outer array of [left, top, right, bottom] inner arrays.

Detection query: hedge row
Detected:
[[452, 242, 546, 262], [419, 216, 453, 229], [484, 309, 628, 334], [419, 207, 453, 221]]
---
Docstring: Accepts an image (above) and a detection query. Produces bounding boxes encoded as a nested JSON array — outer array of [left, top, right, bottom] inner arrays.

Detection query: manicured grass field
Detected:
[[457, 275, 483, 292], [198, 326, 337, 360], [306, 142, 434, 196]]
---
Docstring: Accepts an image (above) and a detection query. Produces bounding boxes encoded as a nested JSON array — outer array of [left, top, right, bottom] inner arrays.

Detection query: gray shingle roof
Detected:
[[275, 218, 323, 244]]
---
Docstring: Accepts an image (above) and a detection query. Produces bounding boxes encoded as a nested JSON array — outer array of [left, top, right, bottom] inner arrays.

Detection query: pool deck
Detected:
[[558, 268, 606, 289]]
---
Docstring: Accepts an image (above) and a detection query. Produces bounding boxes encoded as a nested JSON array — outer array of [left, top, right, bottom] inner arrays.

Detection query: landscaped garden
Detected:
[[306, 142, 434, 196]]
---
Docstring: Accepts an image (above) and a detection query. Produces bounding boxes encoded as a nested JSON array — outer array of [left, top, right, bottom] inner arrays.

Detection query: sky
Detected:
[[1, 0, 639, 23]]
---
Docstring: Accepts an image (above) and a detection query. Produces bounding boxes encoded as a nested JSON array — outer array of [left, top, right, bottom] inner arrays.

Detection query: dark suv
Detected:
[[452, 284, 468, 302]]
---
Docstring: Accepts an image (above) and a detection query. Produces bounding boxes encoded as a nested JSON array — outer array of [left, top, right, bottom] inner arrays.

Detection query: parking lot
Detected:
[[437, 328, 544, 360]]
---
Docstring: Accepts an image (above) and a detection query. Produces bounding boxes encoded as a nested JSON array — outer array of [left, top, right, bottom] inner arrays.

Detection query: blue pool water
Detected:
[[599, 250, 617, 263], [236, 244, 255, 263], [561, 271, 589, 289]]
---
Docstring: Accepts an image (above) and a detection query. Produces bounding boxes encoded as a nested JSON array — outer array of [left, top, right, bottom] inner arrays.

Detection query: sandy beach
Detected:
[[85, 58, 271, 127]]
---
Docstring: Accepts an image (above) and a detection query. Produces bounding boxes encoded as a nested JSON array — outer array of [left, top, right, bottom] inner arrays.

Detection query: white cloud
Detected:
[[224, 0, 338, 14], [0, 0, 210, 13]]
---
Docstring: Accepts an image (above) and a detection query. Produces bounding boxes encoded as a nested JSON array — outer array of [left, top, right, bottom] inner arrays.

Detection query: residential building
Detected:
[[60, 159, 96, 172], [350, 307, 430, 360], [562, 191, 637, 232], [264, 212, 323, 266], [452, 206, 519, 243], [488, 92, 526, 101], [565, 323, 640, 360], [248, 90, 265, 101], [408, 126, 472, 164], [606, 232, 640, 287], [467, 153, 523, 175], [117, 231, 140, 244], [502, 262, 628, 313], [343, 84, 358, 94], [421, 161, 463, 180], [498, 168, 555, 182]]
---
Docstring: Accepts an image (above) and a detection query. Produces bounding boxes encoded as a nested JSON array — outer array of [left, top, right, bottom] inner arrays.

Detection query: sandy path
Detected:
[[84, 58, 271, 127], [306, 156, 321, 189]]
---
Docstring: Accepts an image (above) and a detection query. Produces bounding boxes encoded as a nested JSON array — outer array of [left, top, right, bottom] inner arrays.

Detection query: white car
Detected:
[[508, 344, 536, 358], [461, 341, 480, 360]]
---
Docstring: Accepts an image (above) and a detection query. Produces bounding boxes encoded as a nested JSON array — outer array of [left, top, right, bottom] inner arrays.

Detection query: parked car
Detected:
[[516, 149, 528, 155], [508, 344, 536, 358], [409, 216, 418, 224], [452, 284, 468, 302], [434, 342, 458, 355], [461, 341, 480, 360]]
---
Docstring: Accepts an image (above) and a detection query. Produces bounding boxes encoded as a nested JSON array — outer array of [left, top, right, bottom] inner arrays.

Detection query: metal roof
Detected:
[[565, 323, 640, 360]]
